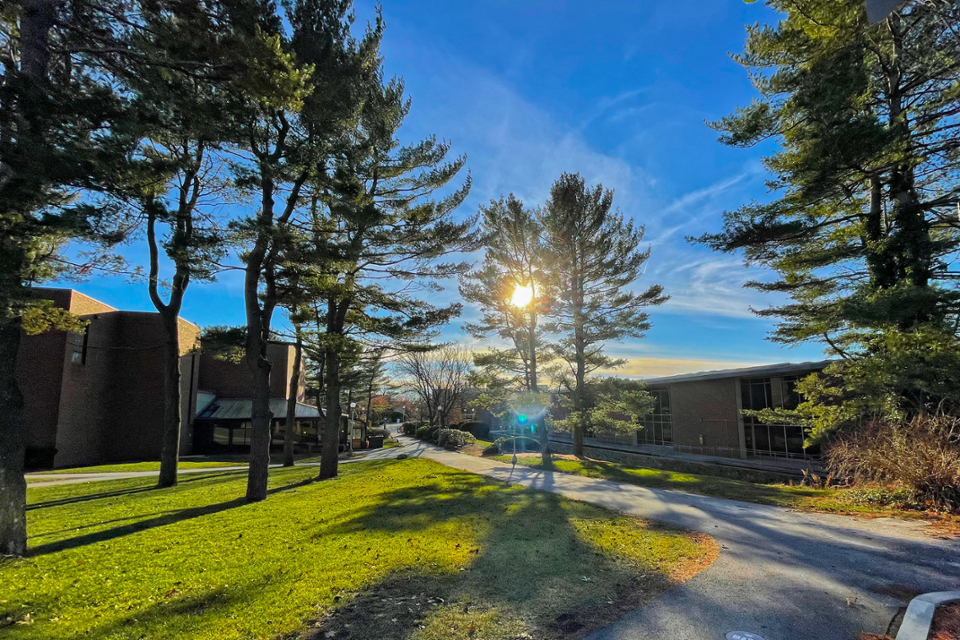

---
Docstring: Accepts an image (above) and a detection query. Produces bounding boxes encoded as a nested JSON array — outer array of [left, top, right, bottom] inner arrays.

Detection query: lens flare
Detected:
[[511, 284, 534, 307]]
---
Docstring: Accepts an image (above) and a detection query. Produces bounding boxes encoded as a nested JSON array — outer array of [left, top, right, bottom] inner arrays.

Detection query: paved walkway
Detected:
[[26, 437, 960, 639], [392, 436, 960, 640]]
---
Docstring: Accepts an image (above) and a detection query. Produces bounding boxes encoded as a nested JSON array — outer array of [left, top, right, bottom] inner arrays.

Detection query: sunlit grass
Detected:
[[5, 459, 714, 640], [493, 454, 898, 515]]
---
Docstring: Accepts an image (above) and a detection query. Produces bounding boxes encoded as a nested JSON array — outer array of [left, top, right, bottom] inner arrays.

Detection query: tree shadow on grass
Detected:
[[26, 471, 249, 511], [27, 474, 317, 556], [542, 458, 825, 506], [312, 479, 697, 640]]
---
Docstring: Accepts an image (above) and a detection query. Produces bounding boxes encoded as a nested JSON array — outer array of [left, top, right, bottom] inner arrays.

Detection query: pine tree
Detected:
[[124, 1, 262, 488], [540, 173, 667, 457], [460, 195, 553, 464], [0, 0, 158, 556], [695, 0, 960, 436], [306, 59, 475, 480], [233, 0, 360, 502]]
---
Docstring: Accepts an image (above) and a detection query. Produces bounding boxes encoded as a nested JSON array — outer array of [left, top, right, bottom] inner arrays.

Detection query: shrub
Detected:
[[437, 428, 475, 450], [368, 428, 391, 438], [826, 415, 960, 512], [482, 444, 500, 456], [460, 420, 491, 440], [415, 424, 440, 443], [401, 422, 419, 436], [841, 487, 923, 510]]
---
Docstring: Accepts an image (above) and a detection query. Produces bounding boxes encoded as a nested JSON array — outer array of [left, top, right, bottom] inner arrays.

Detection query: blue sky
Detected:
[[60, 0, 827, 377]]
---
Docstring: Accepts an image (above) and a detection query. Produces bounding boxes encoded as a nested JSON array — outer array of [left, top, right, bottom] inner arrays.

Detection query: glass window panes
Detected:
[[639, 388, 673, 445], [741, 377, 814, 459]]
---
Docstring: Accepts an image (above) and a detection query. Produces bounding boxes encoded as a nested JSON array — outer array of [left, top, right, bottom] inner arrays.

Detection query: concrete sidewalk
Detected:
[[393, 436, 960, 640]]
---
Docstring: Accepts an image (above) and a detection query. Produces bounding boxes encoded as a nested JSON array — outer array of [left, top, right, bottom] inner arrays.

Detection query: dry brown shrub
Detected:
[[826, 415, 960, 512]]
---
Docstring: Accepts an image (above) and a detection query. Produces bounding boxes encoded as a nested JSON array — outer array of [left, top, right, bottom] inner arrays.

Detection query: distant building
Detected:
[[636, 361, 833, 460], [192, 343, 321, 455], [17, 288, 321, 469]]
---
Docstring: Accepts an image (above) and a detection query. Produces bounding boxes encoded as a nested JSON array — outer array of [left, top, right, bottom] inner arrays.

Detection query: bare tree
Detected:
[[395, 347, 472, 428]]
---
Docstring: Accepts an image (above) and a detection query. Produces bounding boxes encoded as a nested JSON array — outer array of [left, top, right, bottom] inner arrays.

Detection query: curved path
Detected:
[[27, 437, 960, 639], [393, 437, 960, 640]]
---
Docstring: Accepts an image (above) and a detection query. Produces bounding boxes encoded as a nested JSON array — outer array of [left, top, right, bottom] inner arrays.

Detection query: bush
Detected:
[[827, 415, 960, 512], [415, 424, 440, 443], [460, 420, 491, 440], [437, 428, 475, 450], [368, 428, 391, 438], [401, 422, 419, 436], [841, 487, 923, 510]]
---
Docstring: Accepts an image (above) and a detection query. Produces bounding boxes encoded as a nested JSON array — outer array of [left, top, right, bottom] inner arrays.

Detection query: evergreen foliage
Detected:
[[696, 0, 960, 437], [540, 173, 667, 455]]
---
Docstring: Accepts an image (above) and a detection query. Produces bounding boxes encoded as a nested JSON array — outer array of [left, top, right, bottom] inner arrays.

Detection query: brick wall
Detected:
[[667, 378, 742, 451], [199, 342, 297, 400]]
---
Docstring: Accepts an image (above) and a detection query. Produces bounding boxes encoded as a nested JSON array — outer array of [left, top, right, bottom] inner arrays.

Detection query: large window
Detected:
[[639, 388, 672, 445], [741, 376, 817, 458]]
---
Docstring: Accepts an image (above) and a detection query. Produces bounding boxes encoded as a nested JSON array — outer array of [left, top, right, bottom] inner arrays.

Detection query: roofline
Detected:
[[642, 360, 835, 386], [31, 287, 201, 328]]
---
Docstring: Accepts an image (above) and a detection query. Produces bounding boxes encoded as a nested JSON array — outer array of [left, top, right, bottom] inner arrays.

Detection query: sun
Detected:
[[511, 283, 534, 308]]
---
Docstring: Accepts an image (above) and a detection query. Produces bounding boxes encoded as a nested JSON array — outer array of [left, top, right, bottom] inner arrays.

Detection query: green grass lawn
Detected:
[[492, 454, 955, 521], [5, 459, 714, 640]]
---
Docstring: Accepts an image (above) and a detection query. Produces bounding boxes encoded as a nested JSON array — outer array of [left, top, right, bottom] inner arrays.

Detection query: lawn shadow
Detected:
[[312, 476, 691, 640], [26, 470, 249, 511], [27, 473, 316, 556]]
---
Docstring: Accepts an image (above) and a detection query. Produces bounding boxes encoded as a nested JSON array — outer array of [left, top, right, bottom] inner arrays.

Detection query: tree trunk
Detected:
[[246, 353, 273, 501], [283, 332, 302, 467], [529, 316, 551, 467], [319, 346, 340, 479], [0, 318, 26, 556], [0, 0, 59, 557], [157, 309, 183, 488], [572, 274, 586, 458]]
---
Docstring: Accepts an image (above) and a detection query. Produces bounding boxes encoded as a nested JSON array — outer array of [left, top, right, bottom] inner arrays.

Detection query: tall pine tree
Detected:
[[460, 195, 553, 464], [696, 0, 960, 436], [541, 173, 666, 457]]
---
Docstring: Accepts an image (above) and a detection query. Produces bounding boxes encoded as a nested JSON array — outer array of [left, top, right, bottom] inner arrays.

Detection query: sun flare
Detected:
[[511, 284, 534, 308]]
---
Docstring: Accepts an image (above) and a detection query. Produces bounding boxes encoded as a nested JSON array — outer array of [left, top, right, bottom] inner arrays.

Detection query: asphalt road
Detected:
[[393, 437, 960, 640], [26, 437, 960, 639]]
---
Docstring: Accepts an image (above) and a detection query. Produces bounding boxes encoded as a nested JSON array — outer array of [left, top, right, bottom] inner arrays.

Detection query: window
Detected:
[[740, 376, 817, 458], [781, 376, 801, 410], [70, 327, 89, 364], [639, 388, 672, 445]]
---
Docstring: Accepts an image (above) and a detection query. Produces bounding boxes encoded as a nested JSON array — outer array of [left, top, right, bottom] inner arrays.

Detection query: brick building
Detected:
[[637, 361, 833, 460], [17, 288, 320, 469], [17, 289, 201, 469]]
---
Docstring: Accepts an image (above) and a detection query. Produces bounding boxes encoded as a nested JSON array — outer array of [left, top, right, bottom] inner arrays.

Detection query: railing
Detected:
[[552, 432, 821, 463]]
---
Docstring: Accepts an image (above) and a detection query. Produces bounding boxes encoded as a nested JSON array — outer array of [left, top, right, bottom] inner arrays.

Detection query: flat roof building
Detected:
[[637, 360, 833, 460], [17, 289, 320, 469]]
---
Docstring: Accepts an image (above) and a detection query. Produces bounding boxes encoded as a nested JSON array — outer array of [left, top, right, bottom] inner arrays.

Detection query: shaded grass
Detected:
[[4, 459, 713, 640], [494, 454, 960, 526]]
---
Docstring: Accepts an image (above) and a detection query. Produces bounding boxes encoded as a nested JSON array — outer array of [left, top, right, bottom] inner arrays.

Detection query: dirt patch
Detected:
[[932, 602, 960, 640]]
